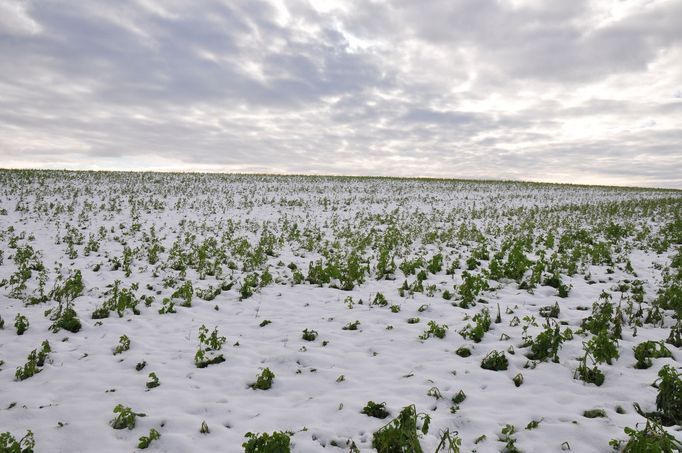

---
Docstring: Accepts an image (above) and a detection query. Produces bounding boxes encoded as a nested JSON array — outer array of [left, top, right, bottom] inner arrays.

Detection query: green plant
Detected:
[[667, 320, 682, 348], [137, 428, 160, 449], [110, 404, 145, 430], [172, 280, 193, 307], [450, 390, 466, 413], [498, 424, 520, 453], [302, 329, 318, 341], [574, 352, 605, 386], [195, 325, 227, 368], [459, 308, 491, 343], [362, 401, 389, 419], [251, 368, 275, 390], [609, 418, 682, 452], [113, 335, 131, 355], [242, 431, 291, 452], [49, 306, 81, 334], [435, 429, 461, 453], [372, 404, 430, 453], [0, 430, 35, 453], [373, 292, 388, 306], [14, 314, 28, 335], [633, 341, 673, 369], [654, 365, 682, 426], [15, 341, 51, 381], [481, 351, 508, 371], [583, 408, 607, 418], [158, 298, 176, 314], [146, 372, 160, 389], [585, 331, 619, 365], [419, 321, 448, 340], [455, 346, 471, 357], [526, 321, 564, 362], [342, 320, 360, 331]]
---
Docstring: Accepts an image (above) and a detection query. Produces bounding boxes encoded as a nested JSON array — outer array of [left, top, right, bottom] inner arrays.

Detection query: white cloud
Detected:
[[0, 0, 680, 187]]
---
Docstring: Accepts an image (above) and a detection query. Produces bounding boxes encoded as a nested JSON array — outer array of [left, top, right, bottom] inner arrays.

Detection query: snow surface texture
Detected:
[[0, 171, 680, 452]]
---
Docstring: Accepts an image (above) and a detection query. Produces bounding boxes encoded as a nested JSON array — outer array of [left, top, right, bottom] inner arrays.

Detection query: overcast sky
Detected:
[[1, 0, 680, 187]]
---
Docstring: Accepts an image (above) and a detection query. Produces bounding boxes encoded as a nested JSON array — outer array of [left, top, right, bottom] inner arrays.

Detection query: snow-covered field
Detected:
[[0, 170, 681, 452]]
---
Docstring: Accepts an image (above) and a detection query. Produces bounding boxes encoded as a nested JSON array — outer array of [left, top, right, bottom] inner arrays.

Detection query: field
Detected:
[[0, 170, 681, 452]]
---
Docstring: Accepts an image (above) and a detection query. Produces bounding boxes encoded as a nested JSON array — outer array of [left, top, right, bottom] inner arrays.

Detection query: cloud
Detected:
[[0, 0, 680, 188]]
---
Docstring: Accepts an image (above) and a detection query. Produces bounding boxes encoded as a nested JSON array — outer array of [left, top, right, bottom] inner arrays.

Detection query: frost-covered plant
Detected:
[[302, 329, 318, 341], [146, 372, 160, 389], [251, 368, 275, 390]]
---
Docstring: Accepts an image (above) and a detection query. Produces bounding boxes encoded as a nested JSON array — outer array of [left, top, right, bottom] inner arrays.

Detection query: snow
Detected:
[[0, 172, 680, 452]]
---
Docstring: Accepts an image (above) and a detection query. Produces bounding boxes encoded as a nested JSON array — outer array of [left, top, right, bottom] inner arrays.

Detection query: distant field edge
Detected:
[[0, 167, 680, 192]]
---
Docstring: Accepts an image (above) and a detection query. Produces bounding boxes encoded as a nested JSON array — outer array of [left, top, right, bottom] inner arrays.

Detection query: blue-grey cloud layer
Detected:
[[0, 0, 680, 187]]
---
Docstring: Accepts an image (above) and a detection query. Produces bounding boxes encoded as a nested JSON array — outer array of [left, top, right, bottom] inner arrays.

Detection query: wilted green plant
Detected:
[[633, 341, 672, 369], [362, 401, 389, 419], [372, 404, 430, 453], [574, 352, 605, 386], [609, 418, 682, 452], [654, 365, 682, 426], [481, 351, 508, 371], [435, 429, 461, 453]]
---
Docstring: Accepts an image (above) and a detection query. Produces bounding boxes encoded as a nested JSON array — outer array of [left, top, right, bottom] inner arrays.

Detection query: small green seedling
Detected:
[[113, 335, 130, 355], [110, 404, 145, 430], [137, 428, 160, 449]]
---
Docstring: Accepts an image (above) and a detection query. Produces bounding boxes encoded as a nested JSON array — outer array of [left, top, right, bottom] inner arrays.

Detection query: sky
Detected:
[[0, 0, 681, 188]]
